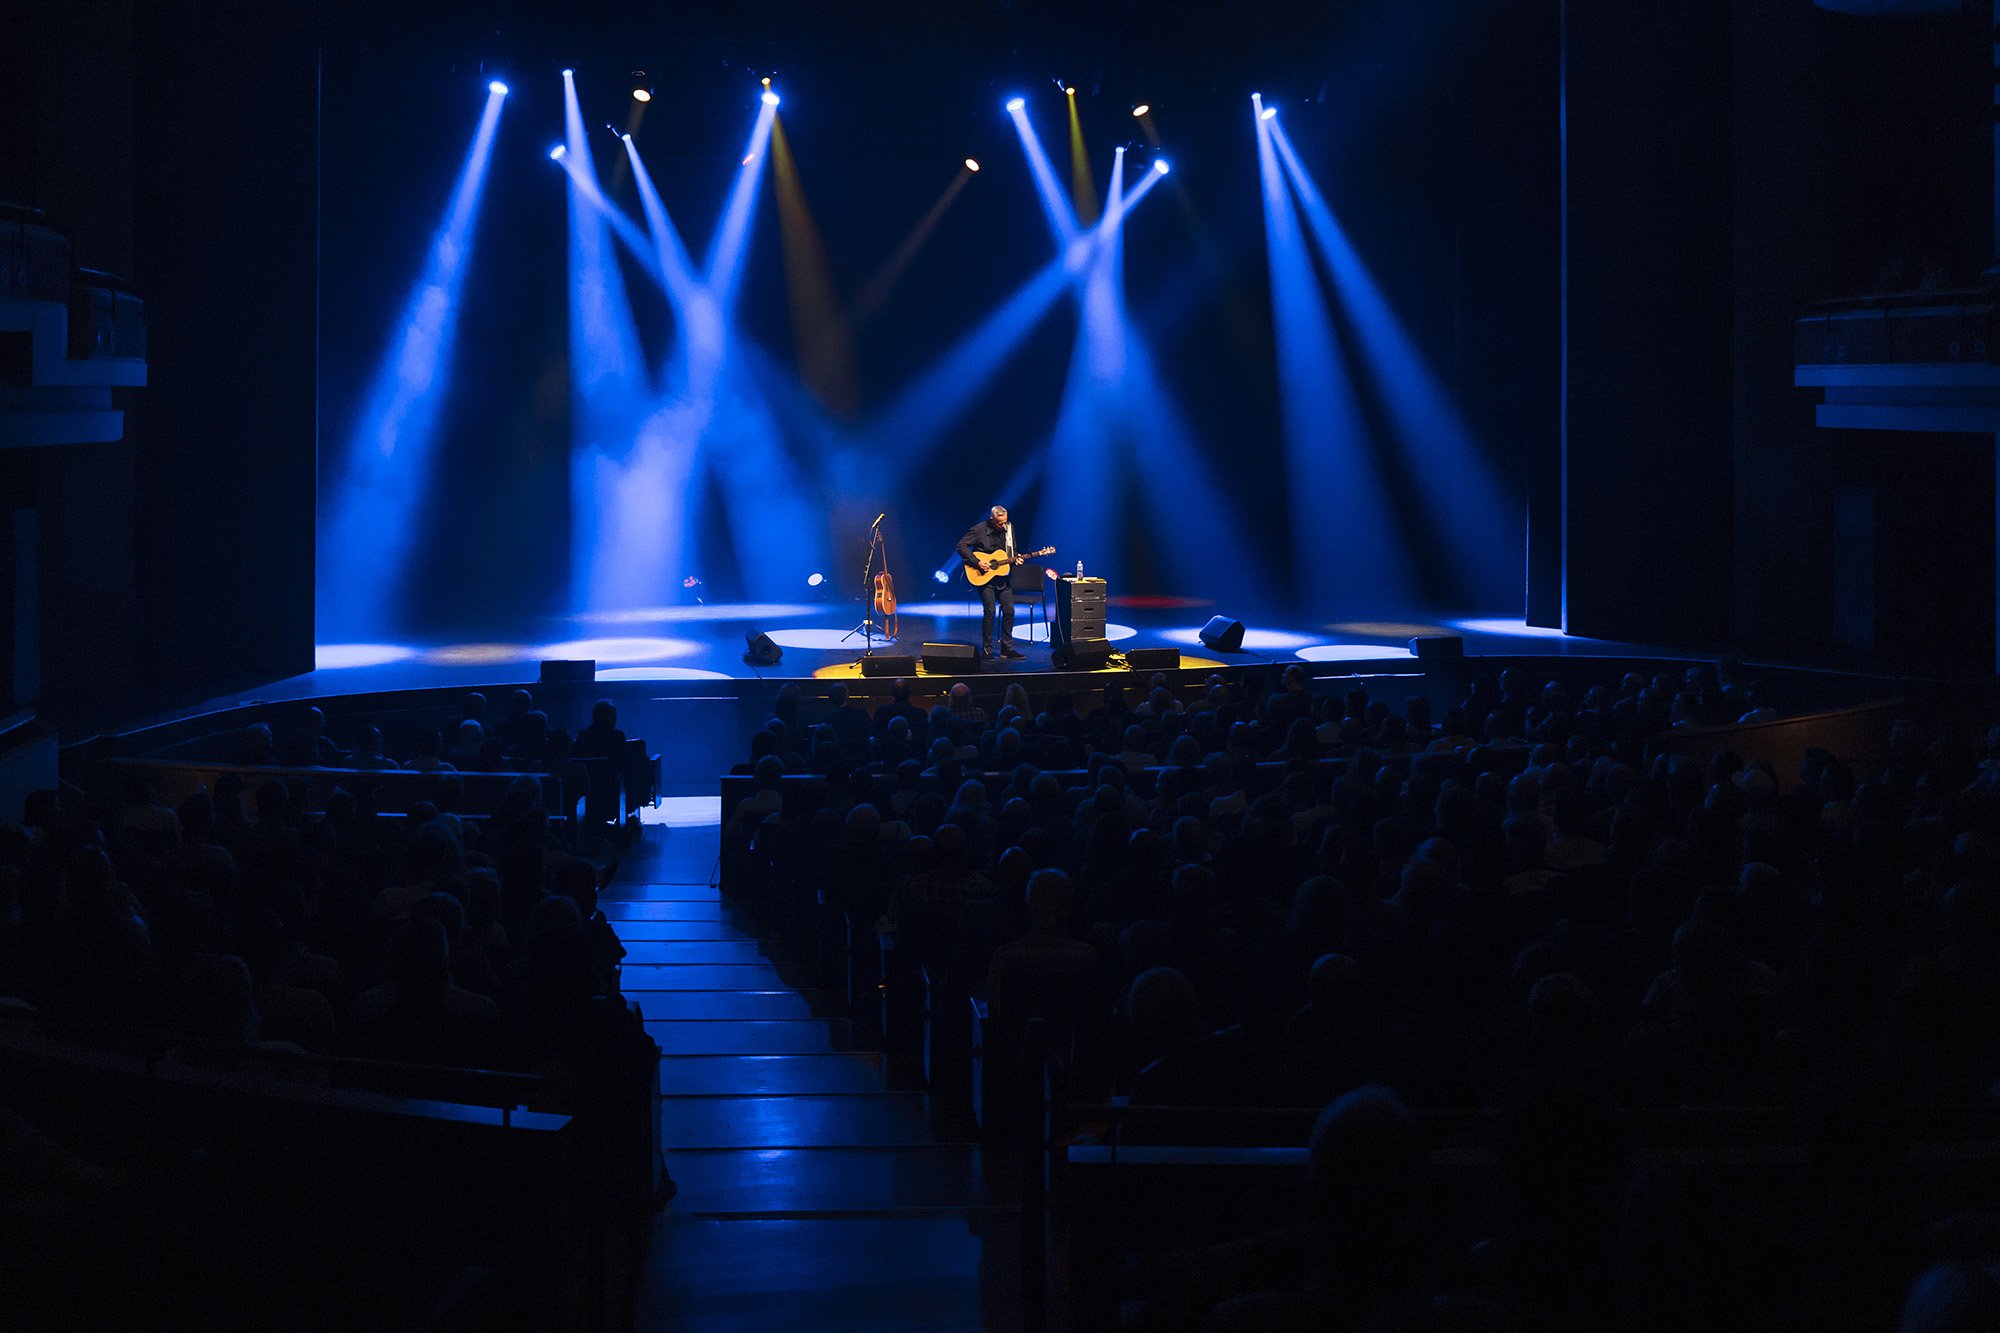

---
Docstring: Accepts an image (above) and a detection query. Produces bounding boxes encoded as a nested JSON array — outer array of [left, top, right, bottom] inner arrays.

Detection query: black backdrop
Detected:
[[316, 0, 1560, 634]]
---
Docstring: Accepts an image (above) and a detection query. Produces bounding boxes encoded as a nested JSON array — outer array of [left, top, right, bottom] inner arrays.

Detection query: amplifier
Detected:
[[1057, 576, 1109, 643]]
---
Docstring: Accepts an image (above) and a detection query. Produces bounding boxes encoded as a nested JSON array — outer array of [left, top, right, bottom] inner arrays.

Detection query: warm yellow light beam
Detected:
[[769, 118, 862, 418], [851, 165, 976, 329], [1066, 89, 1098, 227]]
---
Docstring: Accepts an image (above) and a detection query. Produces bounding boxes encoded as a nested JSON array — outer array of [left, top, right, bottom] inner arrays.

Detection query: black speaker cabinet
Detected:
[[1124, 647, 1181, 671], [920, 642, 982, 672], [1198, 616, 1246, 652], [860, 654, 918, 678], [538, 659, 596, 683], [743, 631, 783, 666], [1053, 638, 1113, 670], [1409, 635, 1465, 660]]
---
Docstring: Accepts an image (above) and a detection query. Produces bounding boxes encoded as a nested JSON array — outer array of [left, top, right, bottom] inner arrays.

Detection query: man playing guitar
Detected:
[[956, 505, 1053, 661]]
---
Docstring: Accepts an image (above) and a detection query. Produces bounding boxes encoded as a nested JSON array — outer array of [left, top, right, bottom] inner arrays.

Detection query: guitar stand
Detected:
[[840, 520, 894, 654]]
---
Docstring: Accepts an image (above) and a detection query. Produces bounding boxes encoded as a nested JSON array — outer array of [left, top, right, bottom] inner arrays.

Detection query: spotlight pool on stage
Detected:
[[1294, 643, 1416, 662]]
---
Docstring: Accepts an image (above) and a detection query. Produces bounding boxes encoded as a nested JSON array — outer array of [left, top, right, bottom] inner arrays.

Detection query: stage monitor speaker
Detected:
[[1124, 647, 1181, 671], [920, 641, 981, 673], [1053, 637, 1113, 671], [744, 630, 783, 667], [1409, 635, 1464, 661], [1198, 616, 1246, 653], [538, 659, 595, 683], [860, 654, 918, 678]]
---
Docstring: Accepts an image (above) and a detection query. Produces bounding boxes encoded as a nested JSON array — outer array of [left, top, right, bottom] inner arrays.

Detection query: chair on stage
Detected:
[[1013, 562, 1056, 646], [959, 561, 1054, 649]]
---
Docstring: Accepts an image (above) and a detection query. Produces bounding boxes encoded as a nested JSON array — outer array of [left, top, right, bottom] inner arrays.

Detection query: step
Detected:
[[607, 920, 755, 943], [601, 883, 724, 902], [660, 1053, 887, 1097], [629, 990, 813, 1021], [603, 902, 734, 922], [664, 1144, 987, 1215], [661, 1093, 938, 1149], [623, 962, 784, 990], [645, 1019, 836, 1056], [622, 939, 766, 965], [638, 1215, 996, 1332]]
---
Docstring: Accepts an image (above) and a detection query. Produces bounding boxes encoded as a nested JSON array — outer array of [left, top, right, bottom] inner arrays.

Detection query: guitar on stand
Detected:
[[962, 546, 1056, 586], [843, 514, 896, 653]]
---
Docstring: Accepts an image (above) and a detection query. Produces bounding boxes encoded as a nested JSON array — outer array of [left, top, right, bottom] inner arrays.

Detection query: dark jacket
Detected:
[[957, 519, 1014, 581]]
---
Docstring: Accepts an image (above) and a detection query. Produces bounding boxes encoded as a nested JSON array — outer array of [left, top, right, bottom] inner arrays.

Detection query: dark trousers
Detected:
[[978, 578, 1015, 651]]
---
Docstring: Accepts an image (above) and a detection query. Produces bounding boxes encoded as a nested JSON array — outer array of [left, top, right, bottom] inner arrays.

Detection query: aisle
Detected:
[[611, 807, 1019, 1331]]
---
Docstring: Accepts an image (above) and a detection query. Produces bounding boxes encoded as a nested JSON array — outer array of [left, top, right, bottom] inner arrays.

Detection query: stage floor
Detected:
[[292, 598, 1665, 700]]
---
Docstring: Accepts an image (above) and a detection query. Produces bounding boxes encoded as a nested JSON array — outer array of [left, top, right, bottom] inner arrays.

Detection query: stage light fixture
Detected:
[[1153, 158, 1170, 174], [632, 88, 652, 103], [1260, 105, 1278, 121], [1132, 104, 1150, 117], [762, 89, 780, 106], [806, 572, 825, 587], [964, 157, 980, 172], [562, 68, 574, 77], [1006, 97, 1025, 112], [933, 570, 950, 584], [1064, 85, 1076, 96], [549, 144, 566, 160], [488, 80, 509, 96], [761, 76, 772, 87]]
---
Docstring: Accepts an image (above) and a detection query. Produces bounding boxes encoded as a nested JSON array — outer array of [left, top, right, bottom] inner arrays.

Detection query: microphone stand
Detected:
[[841, 515, 891, 653]]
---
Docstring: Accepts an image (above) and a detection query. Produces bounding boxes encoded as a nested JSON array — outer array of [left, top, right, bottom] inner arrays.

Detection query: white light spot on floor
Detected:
[[315, 643, 417, 669], [1295, 643, 1418, 662], [639, 796, 722, 827]]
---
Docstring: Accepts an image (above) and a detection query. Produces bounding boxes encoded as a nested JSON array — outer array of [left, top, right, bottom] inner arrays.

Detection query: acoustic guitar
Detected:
[[873, 569, 898, 639], [962, 545, 1056, 587]]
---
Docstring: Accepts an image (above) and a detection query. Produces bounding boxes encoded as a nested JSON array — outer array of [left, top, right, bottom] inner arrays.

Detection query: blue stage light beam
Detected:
[[867, 136, 1172, 476], [1007, 143, 1259, 599], [1269, 120, 1515, 608], [563, 71, 666, 612], [705, 93, 779, 310], [555, 150, 672, 288], [1006, 97, 1080, 244], [1253, 96, 1411, 614], [866, 252, 1074, 467], [1037, 152, 1137, 585], [621, 135, 701, 318], [319, 80, 506, 638], [562, 68, 649, 406], [565, 94, 823, 608]]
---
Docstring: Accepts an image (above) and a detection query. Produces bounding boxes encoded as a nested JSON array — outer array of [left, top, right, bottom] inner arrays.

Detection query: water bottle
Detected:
[[1075, 559, 1084, 580]]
